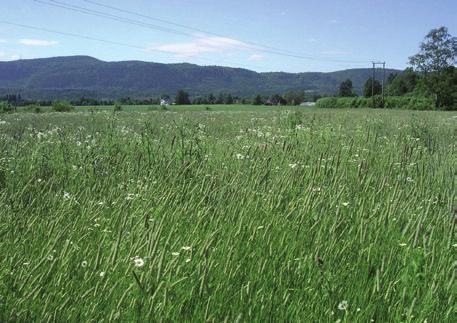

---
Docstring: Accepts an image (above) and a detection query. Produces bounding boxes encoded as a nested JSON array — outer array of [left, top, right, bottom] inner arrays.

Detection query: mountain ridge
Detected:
[[0, 56, 400, 100]]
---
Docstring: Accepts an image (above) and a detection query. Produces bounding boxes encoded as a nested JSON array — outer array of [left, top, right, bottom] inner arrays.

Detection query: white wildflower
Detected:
[[338, 300, 348, 311], [399, 243, 407, 247], [181, 246, 192, 251], [99, 271, 105, 278], [236, 153, 245, 160], [171, 252, 180, 257], [289, 163, 298, 169], [63, 192, 71, 200], [185, 258, 191, 263], [342, 202, 350, 207], [133, 257, 145, 268], [81, 261, 88, 268]]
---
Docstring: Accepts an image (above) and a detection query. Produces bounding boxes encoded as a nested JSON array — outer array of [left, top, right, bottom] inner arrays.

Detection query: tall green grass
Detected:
[[0, 108, 456, 321]]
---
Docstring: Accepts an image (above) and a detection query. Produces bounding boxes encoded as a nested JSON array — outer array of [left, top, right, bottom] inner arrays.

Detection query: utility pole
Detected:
[[372, 62, 375, 108], [371, 61, 386, 108], [382, 62, 386, 107]]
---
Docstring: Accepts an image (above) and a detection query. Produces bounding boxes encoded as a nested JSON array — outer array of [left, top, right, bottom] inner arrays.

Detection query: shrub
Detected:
[[114, 103, 123, 112], [0, 101, 14, 113], [24, 104, 41, 113], [316, 96, 435, 110], [315, 97, 337, 109], [52, 101, 74, 112]]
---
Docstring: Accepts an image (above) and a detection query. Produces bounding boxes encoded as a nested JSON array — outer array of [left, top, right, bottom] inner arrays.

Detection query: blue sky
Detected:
[[0, 0, 456, 72]]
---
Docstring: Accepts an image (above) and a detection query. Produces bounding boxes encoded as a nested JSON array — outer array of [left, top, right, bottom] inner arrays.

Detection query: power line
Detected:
[[32, 0, 372, 65], [81, 0, 307, 57], [82, 0, 373, 65], [0, 20, 144, 50], [33, 0, 193, 37], [0, 20, 271, 70]]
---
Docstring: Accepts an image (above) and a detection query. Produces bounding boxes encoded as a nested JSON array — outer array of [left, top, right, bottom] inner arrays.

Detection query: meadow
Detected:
[[0, 105, 456, 322]]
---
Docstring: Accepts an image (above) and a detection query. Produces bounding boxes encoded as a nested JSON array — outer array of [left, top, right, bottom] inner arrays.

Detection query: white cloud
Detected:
[[329, 19, 339, 24], [0, 39, 7, 43], [149, 34, 256, 58], [307, 38, 317, 43], [248, 54, 264, 61], [18, 39, 58, 46], [0, 51, 20, 61]]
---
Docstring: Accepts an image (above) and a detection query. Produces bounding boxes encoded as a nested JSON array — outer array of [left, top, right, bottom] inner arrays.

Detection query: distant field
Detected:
[[0, 107, 456, 321], [16, 104, 303, 113]]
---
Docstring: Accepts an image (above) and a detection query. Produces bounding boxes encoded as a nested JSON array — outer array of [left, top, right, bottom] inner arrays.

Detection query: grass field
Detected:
[[0, 105, 456, 322]]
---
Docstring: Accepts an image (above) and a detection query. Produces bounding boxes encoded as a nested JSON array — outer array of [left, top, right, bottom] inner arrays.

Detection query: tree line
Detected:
[[336, 26, 457, 110]]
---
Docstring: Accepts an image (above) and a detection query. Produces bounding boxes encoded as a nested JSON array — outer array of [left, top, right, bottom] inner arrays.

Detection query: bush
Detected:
[[114, 103, 123, 112], [315, 97, 337, 109], [316, 96, 435, 110], [24, 104, 41, 113], [52, 101, 74, 112], [0, 101, 14, 113]]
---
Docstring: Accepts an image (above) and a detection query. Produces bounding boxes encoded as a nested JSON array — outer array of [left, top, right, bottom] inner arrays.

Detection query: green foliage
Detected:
[[52, 100, 74, 112], [409, 26, 457, 109], [175, 89, 191, 105], [316, 96, 435, 110], [409, 26, 457, 73], [25, 104, 41, 113], [338, 79, 355, 97], [314, 97, 338, 109], [283, 90, 305, 105], [363, 77, 382, 97], [114, 103, 123, 112], [387, 68, 418, 96], [0, 101, 14, 113], [253, 94, 263, 105]]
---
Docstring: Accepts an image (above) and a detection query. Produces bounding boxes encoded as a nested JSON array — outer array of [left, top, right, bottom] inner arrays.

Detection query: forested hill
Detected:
[[0, 56, 400, 99]]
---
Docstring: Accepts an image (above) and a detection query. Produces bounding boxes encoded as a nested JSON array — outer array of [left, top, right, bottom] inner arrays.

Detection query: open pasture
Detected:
[[0, 106, 456, 321]]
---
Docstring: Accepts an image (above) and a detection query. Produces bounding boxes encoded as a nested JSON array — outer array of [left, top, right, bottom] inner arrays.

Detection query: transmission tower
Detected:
[[372, 61, 386, 107]]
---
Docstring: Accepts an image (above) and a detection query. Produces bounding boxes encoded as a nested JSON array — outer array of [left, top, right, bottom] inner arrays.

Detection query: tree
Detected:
[[409, 26, 457, 108], [338, 79, 354, 97], [52, 100, 74, 112], [253, 94, 263, 105], [175, 89, 191, 105], [207, 93, 215, 104], [409, 26, 457, 74], [283, 90, 305, 105], [224, 94, 234, 104], [216, 93, 225, 104], [388, 68, 418, 96], [363, 77, 382, 97], [270, 93, 282, 105]]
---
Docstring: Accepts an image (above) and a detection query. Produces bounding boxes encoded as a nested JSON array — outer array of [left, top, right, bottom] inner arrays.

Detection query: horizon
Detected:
[[1, 1, 456, 73]]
